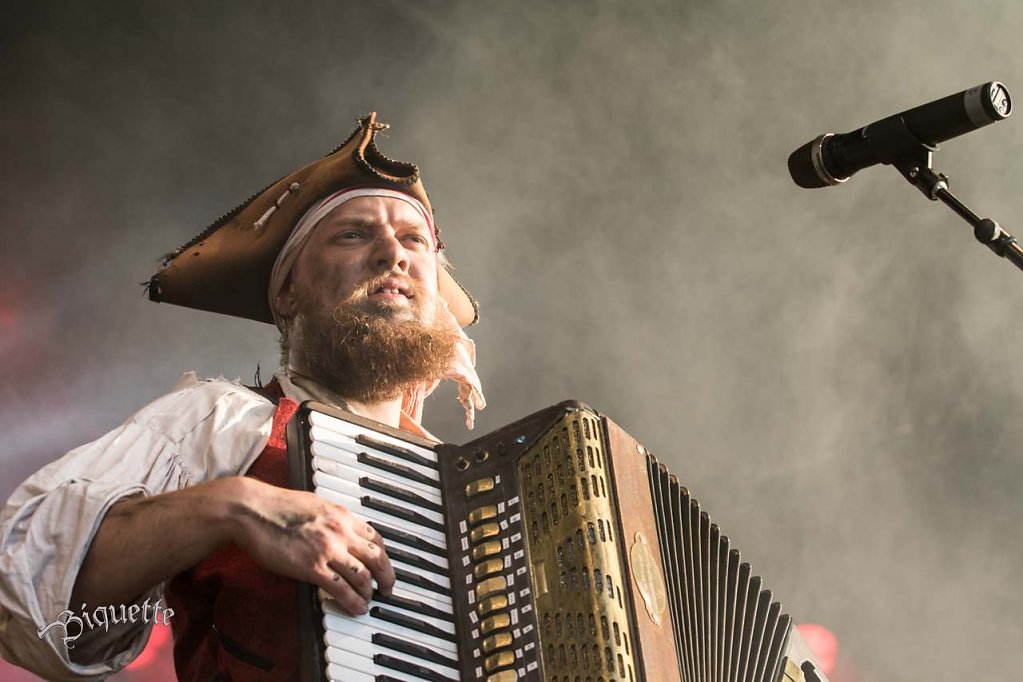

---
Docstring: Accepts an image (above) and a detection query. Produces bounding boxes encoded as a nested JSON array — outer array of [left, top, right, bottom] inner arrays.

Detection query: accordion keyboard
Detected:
[[303, 410, 461, 682]]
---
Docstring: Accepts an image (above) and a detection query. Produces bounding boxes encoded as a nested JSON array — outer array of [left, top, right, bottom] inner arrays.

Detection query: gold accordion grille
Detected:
[[518, 411, 637, 682]]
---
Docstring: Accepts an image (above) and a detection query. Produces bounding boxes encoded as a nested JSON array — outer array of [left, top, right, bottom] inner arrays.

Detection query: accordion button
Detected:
[[466, 477, 496, 498], [471, 540, 502, 561], [470, 523, 501, 544], [474, 558, 504, 580], [478, 594, 509, 616], [484, 650, 516, 672], [482, 631, 514, 654], [486, 671, 518, 682], [476, 575, 508, 600], [468, 505, 498, 526], [480, 612, 511, 635]]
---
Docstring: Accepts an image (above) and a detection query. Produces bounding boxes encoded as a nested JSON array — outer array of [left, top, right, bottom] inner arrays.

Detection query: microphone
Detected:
[[789, 82, 1011, 188]]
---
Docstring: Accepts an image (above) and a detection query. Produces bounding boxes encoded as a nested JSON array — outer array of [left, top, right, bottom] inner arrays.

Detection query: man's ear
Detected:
[[273, 273, 298, 318]]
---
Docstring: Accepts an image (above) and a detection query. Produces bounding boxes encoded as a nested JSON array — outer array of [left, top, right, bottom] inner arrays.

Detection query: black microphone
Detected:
[[789, 82, 1011, 188]]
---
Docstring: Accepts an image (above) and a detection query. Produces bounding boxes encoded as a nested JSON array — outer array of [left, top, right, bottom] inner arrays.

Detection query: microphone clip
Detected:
[[862, 115, 946, 199], [883, 138, 1023, 274]]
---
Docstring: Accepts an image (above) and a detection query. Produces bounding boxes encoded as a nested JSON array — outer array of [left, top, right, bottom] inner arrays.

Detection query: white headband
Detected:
[[267, 187, 436, 329]]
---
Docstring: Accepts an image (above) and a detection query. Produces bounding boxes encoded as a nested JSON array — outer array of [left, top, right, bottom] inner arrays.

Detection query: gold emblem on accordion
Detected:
[[629, 531, 667, 626]]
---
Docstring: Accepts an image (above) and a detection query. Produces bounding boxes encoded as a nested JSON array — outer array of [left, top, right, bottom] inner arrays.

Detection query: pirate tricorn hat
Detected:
[[148, 113, 479, 326]]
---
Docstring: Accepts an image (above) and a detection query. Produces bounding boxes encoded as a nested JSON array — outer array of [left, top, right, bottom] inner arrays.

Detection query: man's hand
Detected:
[[227, 477, 395, 615], [71, 476, 394, 618]]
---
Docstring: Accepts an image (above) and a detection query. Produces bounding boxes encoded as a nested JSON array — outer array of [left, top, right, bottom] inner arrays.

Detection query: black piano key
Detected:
[[394, 567, 452, 598], [356, 434, 438, 470], [360, 476, 444, 514], [362, 496, 446, 533], [357, 452, 439, 489], [372, 632, 459, 668], [374, 653, 458, 682], [373, 590, 453, 623], [370, 521, 448, 559], [370, 606, 457, 643], [381, 545, 448, 578]]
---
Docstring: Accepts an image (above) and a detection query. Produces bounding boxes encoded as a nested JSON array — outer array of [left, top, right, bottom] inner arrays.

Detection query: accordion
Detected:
[[288, 400, 828, 682]]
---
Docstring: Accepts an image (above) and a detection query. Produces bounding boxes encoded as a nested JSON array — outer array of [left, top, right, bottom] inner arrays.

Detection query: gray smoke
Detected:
[[2, 2, 1022, 679]]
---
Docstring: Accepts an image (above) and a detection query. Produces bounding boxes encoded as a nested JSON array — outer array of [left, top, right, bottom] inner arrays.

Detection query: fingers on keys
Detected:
[[318, 521, 395, 613], [358, 540, 396, 597], [319, 559, 371, 615]]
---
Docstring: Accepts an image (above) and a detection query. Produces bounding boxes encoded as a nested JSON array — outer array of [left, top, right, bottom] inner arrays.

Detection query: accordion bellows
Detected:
[[289, 401, 828, 681]]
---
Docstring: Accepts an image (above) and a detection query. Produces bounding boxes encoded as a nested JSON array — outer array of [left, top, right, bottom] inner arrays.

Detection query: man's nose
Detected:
[[372, 232, 409, 272]]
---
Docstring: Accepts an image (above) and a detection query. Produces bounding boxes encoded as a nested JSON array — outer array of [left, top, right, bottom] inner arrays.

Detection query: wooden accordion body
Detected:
[[288, 400, 827, 682]]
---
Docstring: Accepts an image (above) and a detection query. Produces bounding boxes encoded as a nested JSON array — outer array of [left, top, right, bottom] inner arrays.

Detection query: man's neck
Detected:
[[287, 370, 404, 429], [344, 397, 404, 428]]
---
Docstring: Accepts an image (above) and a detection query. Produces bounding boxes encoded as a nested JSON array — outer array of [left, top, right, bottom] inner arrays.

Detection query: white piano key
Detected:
[[310, 438, 440, 484], [325, 582, 452, 631], [324, 631, 460, 679], [313, 455, 442, 501], [389, 583, 453, 612], [372, 596, 455, 636], [321, 662, 374, 682], [379, 537, 451, 577], [319, 562, 450, 609], [379, 536, 450, 573], [313, 470, 445, 526], [324, 608, 457, 656], [311, 436, 439, 482], [318, 577, 453, 614], [326, 658, 421, 682], [308, 421, 437, 467], [323, 641, 417, 680], [306, 411, 439, 453], [345, 523, 450, 573], [312, 439, 440, 483], [319, 580, 452, 613], [311, 450, 440, 499], [370, 532, 449, 573], [323, 619, 456, 666], [390, 577, 451, 608], [387, 571, 453, 607], [315, 487, 446, 545], [309, 412, 437, 460], [391, 557, 451, 590], [325, 598, 457, 641]]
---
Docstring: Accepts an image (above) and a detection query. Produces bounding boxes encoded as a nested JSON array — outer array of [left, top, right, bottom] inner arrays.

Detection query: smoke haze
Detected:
[[2, 2, 1022, 679]]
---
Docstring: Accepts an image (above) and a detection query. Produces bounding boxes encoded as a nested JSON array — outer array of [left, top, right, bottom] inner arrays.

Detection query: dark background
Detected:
[[2, 2, 1022, 680]]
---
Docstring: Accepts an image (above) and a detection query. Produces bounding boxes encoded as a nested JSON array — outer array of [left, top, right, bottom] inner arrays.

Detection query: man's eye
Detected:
[[403, 234, 430, 246], [336, 230, 363, 241]]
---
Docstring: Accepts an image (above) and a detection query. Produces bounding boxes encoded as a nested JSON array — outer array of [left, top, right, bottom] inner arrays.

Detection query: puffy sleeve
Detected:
[[0, 373, 276, 680]]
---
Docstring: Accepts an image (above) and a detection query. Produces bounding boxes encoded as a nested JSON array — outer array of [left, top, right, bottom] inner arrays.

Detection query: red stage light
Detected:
[[796, 622, 839, 675], [126, 623, 172, 670]]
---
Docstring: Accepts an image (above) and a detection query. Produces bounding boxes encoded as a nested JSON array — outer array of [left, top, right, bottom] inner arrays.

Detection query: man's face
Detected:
[[275, 195, 458, 403], [281, 195, 440, 323]]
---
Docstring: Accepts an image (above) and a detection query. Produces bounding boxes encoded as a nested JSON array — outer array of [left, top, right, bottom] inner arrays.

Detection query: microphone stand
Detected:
[[868, 116, 1023, 272]]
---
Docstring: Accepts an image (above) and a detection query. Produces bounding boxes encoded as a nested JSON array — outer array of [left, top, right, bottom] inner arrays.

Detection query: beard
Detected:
[[288, 278, 460, 405]]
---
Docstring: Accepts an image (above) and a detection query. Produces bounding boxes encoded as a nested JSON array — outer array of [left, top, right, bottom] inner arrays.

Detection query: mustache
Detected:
[[357, 272, 420, 297]]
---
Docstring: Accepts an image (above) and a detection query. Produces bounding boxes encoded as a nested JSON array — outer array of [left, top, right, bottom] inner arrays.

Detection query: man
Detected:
[[0, 113, 485, 680]]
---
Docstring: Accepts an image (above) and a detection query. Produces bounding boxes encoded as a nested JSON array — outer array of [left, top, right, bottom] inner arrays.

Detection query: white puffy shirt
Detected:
[[0, 373, 279, 680]]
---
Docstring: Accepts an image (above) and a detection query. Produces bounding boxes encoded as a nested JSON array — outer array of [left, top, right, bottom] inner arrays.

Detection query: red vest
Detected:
[[165, 385, 302, 681]]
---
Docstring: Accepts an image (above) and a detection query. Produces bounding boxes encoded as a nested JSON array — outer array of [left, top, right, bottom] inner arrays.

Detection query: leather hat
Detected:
[[148, 113, 478, 326]]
